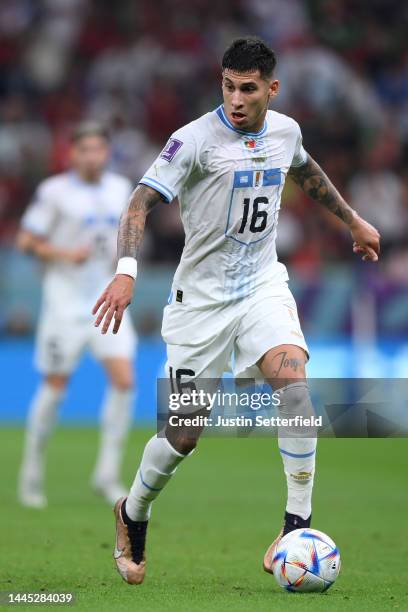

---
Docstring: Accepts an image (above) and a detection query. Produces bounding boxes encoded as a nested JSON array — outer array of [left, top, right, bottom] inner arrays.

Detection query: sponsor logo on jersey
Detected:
[[160, 138, 183, 162]]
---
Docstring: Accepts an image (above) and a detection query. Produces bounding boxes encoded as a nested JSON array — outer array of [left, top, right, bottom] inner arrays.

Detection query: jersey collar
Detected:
[[215, 105, 267, 137]]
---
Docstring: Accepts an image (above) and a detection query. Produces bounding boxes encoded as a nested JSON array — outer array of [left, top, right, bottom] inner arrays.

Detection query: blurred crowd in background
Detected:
[[0, 0, 407, 276]]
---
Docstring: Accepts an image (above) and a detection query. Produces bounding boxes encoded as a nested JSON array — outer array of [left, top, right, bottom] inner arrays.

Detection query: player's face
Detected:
[[222, 69, 279, 132], [71, 135, 109, 181]]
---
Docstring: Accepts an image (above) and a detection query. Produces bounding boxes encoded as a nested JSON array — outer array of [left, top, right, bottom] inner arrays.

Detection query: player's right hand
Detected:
[[349, 215, 381, 262], [92, 274, 134, 334]]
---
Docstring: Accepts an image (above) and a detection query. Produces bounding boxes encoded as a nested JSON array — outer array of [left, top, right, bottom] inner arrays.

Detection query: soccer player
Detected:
[[93, 37, 380, 584], [17, 121, 137, 508]]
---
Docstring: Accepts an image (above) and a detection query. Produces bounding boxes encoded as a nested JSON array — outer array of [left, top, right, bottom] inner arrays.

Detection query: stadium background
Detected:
[[0, 0, 407, 423], [0, 2, 408, 610]]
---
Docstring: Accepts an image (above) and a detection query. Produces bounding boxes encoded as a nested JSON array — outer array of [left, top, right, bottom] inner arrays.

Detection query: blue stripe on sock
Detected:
[[139, 470, 163, 492], [279, 448, 316, 459]]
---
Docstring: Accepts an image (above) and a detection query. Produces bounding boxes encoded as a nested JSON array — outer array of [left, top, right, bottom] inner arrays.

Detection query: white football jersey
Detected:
[[140, 105, 307, 306], [22, 171, 133, 319]]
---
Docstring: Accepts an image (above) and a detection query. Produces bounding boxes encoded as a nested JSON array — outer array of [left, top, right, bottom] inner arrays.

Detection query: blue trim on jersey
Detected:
[[139, 178, 174, 203], [224, 183, 236, 239], [233, 170, 253, 188], [215, 105, 267, 137], [232, 169, 281, 189], [263, 168, 281, 186], [139, 470, 163, 492], [279, 448, 316, 458]]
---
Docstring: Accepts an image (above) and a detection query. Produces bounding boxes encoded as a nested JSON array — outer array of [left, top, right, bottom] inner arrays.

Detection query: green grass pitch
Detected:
[[1, 429, 407, 611]]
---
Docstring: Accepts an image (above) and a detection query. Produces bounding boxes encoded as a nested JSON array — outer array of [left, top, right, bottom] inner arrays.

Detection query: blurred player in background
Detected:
[[93, 37, 380, 584], [17, 121, 137, 508]]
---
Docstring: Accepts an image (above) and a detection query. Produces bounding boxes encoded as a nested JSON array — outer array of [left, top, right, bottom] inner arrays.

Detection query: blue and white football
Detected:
[[272, 528, 341, 593]]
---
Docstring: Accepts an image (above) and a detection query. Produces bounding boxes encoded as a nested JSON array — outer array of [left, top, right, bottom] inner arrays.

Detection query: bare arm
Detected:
[[289, 154, 380, 261], [117, 184, 162, 259], [16, 230, 89, 264], [288, 154, 356, 224], [93, 184, 164, 334]]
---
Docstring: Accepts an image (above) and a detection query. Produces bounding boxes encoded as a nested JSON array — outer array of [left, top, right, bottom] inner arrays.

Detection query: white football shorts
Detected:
[[35, 309, 136, 374], [162, 281, 308, 381]]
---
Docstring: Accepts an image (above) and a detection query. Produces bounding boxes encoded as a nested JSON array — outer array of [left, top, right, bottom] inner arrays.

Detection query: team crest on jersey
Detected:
[[243, 138, 265, 153], [160, 138, 183, 162], [254, 170, 263, 188]]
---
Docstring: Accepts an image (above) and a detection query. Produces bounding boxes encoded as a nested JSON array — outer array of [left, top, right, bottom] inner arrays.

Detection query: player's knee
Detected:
[[274, 377, 297, 391], [167, 432, 198, 455], [45, 374, 68, 390], [109, 368, 134, 391], [273, 372, 306, 391], [277, 382, 314, 418], [175, 436, 198, 455], [104, 357, 134, 390], [112, 377, 134, 392]]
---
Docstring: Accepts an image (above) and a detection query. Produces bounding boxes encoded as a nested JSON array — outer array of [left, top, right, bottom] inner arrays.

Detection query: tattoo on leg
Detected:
[[270, 351, 304, 377]]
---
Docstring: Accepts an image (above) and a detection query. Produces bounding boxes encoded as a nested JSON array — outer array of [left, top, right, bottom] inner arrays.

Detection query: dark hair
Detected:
[[71, 120, 110, 143], [222, 36, 277, 80]]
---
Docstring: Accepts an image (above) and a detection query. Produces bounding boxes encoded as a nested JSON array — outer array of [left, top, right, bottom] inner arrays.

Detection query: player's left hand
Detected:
[[349, 215, 381, 262], [92, 274, 134, 334]]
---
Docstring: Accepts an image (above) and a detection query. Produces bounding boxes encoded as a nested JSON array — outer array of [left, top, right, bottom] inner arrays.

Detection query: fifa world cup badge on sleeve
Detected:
[[160, 138, 183, 162]]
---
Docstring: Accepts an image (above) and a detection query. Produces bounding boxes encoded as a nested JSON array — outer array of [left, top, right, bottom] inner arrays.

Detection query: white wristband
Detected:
[[116, 257, 137, 280]]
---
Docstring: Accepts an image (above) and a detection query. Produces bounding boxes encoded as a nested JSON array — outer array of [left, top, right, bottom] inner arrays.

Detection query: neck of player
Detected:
[[76, 169, 103, 183]]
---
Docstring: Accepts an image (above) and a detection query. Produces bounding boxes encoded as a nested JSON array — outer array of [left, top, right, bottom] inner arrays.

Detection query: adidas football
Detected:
[[272, 528, 341, 592]]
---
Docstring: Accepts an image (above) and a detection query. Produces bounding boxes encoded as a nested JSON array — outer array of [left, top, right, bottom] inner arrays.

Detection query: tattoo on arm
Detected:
[[288, 154, 355, 225], [117, 185, 164, 259]]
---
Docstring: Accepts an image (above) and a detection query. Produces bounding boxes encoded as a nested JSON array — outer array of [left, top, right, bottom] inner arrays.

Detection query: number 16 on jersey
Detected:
[[225, 168, 282, 246]]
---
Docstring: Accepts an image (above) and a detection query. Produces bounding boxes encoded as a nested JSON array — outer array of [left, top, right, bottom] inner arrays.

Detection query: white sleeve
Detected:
[[139, 126, 196, 203], [21, 182, 58, 237], [290, 122, 308, 168]]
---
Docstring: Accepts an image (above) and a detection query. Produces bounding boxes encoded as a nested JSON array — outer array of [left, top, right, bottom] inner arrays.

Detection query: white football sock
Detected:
[[279, 437, 316, 519], [93, 387, 133, 485], [19, 382, 64, 490], [276, 382, 317, 520], [126, 434, 188, 521]]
